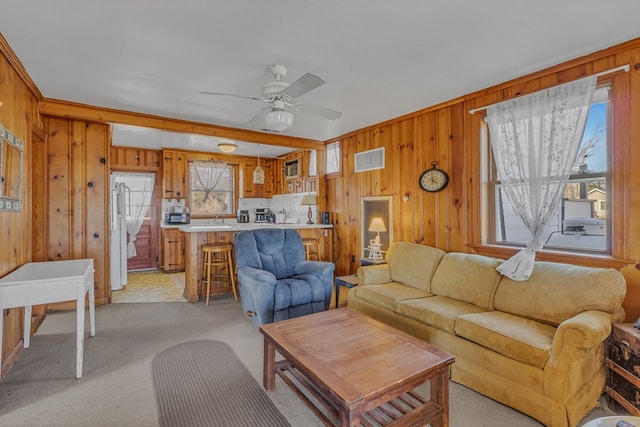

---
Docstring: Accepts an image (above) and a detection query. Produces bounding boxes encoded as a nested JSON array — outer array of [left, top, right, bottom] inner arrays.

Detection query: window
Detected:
[[189, 161, 235, 216], [326, 141, 340, 174], [482, 85, 611, 253]]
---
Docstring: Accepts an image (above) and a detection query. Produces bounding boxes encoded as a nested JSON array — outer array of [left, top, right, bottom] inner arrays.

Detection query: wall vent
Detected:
[[355, 147, 385, 173]]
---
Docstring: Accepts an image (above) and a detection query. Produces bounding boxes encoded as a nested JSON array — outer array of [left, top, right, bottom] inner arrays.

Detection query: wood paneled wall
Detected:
[[326, 38, 640, 321], [32, 117, 110, 307], [0, 35, 41, 379]]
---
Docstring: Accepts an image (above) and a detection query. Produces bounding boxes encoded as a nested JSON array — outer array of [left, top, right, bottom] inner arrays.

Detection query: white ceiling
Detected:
[[2, 1, 640, 156]]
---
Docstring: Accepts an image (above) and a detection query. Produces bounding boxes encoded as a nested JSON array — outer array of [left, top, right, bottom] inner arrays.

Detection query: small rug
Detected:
[[152, 340, 290, 427], [112, 270, 185, 303]]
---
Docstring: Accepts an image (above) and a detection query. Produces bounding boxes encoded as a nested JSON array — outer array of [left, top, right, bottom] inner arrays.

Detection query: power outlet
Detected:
[[351, 255, 355, 262]]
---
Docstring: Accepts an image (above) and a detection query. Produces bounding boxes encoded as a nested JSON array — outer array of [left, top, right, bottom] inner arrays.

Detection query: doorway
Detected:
[[111, 172, 158, 271]]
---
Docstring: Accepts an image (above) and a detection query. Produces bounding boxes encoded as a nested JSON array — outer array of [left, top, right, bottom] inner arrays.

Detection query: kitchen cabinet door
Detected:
[[162, 150, 186, 198], [161, 229, 185, 272]]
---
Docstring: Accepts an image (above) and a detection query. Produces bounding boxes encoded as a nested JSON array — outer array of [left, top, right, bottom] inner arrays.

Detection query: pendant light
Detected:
[[253, 145, 265, 184]]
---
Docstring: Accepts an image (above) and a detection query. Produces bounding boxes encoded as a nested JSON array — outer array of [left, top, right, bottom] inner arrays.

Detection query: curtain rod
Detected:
[[468, 64, 630, 115]]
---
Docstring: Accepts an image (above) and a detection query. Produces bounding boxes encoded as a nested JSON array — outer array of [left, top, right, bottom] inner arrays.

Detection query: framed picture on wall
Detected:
[[361, 196, 393, 259]]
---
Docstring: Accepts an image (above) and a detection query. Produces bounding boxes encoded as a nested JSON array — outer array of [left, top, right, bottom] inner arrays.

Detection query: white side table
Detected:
[[0, 259, 95, 378]]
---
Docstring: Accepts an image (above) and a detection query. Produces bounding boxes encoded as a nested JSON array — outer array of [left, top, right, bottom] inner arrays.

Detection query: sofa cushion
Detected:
[[396, 296, 489, 334], [352, 283, 433, 311], [493, 261, 627, 326], [430, 253, 503, 309], [386, 242, 446, 291], [455, 311, 556, 368]]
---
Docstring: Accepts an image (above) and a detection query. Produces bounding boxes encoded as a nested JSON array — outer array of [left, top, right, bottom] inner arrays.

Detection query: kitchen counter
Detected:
[[178, 222, 332, 232], [179, 222, 333, 303]]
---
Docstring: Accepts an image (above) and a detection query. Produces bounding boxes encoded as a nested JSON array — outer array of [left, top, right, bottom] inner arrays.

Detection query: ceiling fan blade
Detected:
[[296, 103, 342, 120], [282, 73, 325, 98], [198, 91, 263, 102]]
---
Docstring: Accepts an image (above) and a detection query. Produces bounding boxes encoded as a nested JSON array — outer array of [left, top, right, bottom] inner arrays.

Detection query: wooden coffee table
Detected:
[[259, 308, 455, 426]]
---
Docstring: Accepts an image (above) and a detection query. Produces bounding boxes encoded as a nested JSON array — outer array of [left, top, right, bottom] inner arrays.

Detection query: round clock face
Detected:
[[419, 168, 449, 192]]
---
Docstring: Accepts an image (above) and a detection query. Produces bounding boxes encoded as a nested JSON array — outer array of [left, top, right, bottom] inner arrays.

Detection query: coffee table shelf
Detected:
[[275, 360, 443, 426]]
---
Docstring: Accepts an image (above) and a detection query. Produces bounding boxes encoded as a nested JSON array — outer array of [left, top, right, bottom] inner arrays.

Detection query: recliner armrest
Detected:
[[295, 260, 335, 277], [237, 266, 277, 285]]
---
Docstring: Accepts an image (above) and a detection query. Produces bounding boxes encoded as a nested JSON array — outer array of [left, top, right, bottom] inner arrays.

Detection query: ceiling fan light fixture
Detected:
[[264, 109, 294, 132], [218, 142, 238, 153]]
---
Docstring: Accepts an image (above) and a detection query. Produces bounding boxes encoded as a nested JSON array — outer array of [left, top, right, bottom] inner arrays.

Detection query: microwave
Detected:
[[165, 212, 190, 224]]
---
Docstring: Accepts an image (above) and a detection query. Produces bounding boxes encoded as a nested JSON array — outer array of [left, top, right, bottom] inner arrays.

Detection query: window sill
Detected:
[[470, 244, 634, 270]]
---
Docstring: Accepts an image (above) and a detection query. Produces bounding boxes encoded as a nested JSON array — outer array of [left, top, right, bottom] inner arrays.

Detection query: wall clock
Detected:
[[419, 161, 449, 192]]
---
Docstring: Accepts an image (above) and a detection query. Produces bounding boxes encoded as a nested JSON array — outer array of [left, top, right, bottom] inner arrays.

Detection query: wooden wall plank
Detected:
[[326, 39, 640, 322], [0, 41, 39, 379]]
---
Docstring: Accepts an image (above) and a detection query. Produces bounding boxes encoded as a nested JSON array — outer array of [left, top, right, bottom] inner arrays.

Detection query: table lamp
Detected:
[[301, 194, 317, 224], [368, 217, 386, 261]]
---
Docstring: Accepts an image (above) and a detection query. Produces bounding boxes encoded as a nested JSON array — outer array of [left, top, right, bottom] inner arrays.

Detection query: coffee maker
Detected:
[[254, 208, 268, 223], [237, 210, 250, 223]]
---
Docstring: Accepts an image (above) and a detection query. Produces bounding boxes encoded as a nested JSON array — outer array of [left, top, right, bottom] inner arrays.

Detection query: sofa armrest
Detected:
[[357, 264, 391, 285], [544, 310, 613, 399], [552, 310, 613, 352]]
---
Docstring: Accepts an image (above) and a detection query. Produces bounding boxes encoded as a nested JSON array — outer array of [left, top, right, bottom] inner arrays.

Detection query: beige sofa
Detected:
[[347, 242, 626, 427]]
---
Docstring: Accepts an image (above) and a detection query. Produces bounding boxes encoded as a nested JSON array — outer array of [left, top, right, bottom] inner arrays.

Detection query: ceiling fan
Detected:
[[199, 64, 342, 132]]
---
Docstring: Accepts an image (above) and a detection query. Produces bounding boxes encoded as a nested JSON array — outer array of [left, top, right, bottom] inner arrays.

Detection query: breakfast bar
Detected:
[[178, 222, 333, 302]]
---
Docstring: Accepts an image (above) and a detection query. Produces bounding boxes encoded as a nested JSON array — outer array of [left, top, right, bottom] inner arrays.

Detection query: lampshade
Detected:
[[264, 109, 294, 132], [368, 217, 387, 233], [301, 195, 317, 206], [218, 142, 237, 153], [253, 164, 265, 184]]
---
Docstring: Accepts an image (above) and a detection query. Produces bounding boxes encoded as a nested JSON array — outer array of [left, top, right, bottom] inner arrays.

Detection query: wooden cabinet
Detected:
[[606, 323, 640, 415], [161, 228, 185, 272], [242, 158, 274, 198], [111, 147, 161, 170], [276, 150, 318, 194], [162, 150, 187, 198]]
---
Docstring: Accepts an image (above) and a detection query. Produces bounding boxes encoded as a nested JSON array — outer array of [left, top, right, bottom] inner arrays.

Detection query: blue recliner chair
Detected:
[[234, 228, 335, 326]]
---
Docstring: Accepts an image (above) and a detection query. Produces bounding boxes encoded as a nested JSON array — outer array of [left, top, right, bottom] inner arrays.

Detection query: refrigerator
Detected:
[[110, 175, 129, 291]]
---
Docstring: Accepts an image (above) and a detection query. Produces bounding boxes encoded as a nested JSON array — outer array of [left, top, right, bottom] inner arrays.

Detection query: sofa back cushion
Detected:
[[493, 261, 626, 325], [386, 242, 445, 291], [430, 253, 504, 309]]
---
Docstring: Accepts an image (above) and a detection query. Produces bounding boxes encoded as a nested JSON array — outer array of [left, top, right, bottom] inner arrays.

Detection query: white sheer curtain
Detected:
[[117, 173, 155, 258], [192, 161, 227, 202], [486, 75, 596, 281]]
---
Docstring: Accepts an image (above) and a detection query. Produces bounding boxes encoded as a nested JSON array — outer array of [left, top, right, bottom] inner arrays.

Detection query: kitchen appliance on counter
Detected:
[[165, 212, 191, 224], [238, 210, 250, 223], [255, 208, 268, 223]]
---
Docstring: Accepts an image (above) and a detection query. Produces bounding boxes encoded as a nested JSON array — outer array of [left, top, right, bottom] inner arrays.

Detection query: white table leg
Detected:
[[76, 296, 85, 379], [24, 306, 32, 348], [89, 285, 95, 337]]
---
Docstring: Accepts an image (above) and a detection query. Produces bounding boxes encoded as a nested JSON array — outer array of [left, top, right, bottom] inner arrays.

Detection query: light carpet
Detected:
[[152, 340, 290, 427], [0, 301, 620, 426]]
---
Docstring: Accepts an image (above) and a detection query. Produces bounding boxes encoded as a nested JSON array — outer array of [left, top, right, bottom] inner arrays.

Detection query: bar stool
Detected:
[[302, 237, 321, 261], [201, 242, 237, 306]]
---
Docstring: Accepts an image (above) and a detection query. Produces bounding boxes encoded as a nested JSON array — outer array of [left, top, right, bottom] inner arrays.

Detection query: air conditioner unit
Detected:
[[563, 217, 605, 236], [355, 147, 385, 173], [284, 158, 300, 178]]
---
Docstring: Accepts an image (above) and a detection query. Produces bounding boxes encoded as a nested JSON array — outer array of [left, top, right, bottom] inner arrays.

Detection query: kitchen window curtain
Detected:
[[192, 160, 227, 202], [486, 75, 596, 281], [122, 173, 155, 258]]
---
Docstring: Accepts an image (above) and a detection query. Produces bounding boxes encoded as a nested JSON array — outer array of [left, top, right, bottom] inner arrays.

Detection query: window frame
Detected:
[[471, 71, 632, 268], [325, 141, 341, 177], [187, 160, 239, 219]]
